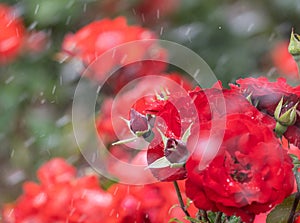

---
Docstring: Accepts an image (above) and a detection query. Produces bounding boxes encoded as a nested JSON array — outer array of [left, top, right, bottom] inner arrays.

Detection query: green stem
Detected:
[[173, 181, 191, 221], [288, 192, 300, 223], [293, 55, 300, 76], [201, 210, 211, 223], [215, 212, 223, 223]]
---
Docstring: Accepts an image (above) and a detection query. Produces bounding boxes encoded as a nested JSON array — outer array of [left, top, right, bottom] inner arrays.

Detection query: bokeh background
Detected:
[[1, 0, 300, 206]]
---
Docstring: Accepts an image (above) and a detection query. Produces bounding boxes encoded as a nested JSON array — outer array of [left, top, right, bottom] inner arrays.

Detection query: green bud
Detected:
[[274, 97, 283, 120], [274, 122, 288, 138], [288, 29, 300, 78], [274, 98, 299, 137], [288, 29, 300, 56]]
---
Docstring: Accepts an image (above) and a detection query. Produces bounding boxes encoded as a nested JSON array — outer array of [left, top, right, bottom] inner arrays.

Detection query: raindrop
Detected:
[[116, 213, 119, 218], [269, 32, 276, 42], [185, 27, 191, 36], [91, 153, 97, 162], [160, 26, 164, 36], [83, 3, 87, 13], [132, 8, 136, 15], [141, 13, 145, 22], [52, 85, 56, 95], [10, 149, 14, 158], [7, 209, 14, 218], [156, 9, 160, 19], [66, 0, 75, 9], [109, 209, 115, 216], [218, 26, 222, 30], [136, 201, 141, 210], [34, 4, 40, 15], [247, 23, 254, 32], [5, 76, 14, 84], [193, 69, 200, 78], [113, 186, 119, 196], [266, 67, 276, 77], [66, 16, 72, 25], [120, 54, 128, 64], [24, 137, 36, 148], [40, 99, 46, 104], [6, 170, 25, 185], [56, 115, 70, 127], [28, 21, 38, 30], [97, 85, 101, 94], [81, 189, 87, 199]]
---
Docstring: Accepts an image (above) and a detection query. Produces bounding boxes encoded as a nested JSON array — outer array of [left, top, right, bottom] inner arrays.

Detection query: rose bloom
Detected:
[[61, 17, 167, 83], [271, 41, 298, 79], [2, 158, 113, 223], [0, 3, 25, 64], [230, 77, 300, 148], [186, 114, 294, 223], [136, 86, 273, 182]]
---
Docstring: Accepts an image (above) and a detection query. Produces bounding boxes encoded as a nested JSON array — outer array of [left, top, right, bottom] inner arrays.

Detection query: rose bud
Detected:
[[129, 108, 155, 141], [288, 29, 300, 78], [164, 138, 189, 164], [274, 97, 298, 136]]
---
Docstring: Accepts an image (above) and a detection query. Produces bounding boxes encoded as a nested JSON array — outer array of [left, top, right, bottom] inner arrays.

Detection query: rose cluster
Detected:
[[125, 78, 299, 222], [59, 15, 299, 222], [2, 158, 194, 223], [2, 9, 300, 223]]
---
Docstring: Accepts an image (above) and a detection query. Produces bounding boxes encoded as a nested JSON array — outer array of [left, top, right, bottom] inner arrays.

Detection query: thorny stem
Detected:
[[288, 192, 300, 223], [199, 210, 210, 223], [173, 181, 192, 222], [215, 212, 223, 223]]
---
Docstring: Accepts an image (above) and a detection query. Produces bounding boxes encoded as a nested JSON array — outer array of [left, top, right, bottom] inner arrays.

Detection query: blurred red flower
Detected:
[[0, 3, 25, 64], [2, 158, 113, 223], [2, 158, 197, 223], [105, 181, 195, 223], [61, 17, 167, 83], [271, 41, 298, 79]]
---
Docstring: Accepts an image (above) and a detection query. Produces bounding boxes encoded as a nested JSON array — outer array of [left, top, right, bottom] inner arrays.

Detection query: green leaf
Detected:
[[182, 123, 193, 144], [111, 136, 138, 146], [267, 193, 300, 223], [157, 127, 168, 148], [168, 217, 185, 223], [147, 156, 172, 169], [184, 216, 202, 223]]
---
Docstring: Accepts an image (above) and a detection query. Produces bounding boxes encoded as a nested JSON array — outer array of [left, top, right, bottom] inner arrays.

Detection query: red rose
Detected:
[[186, 114, 294, 223], [0, 3, 25, 64], [145, 86, 270, 181], [231, 77, 300, 148]]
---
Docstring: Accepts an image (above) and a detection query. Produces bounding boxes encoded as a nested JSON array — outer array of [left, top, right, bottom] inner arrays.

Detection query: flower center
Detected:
[[228, 156, 252, 183]]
